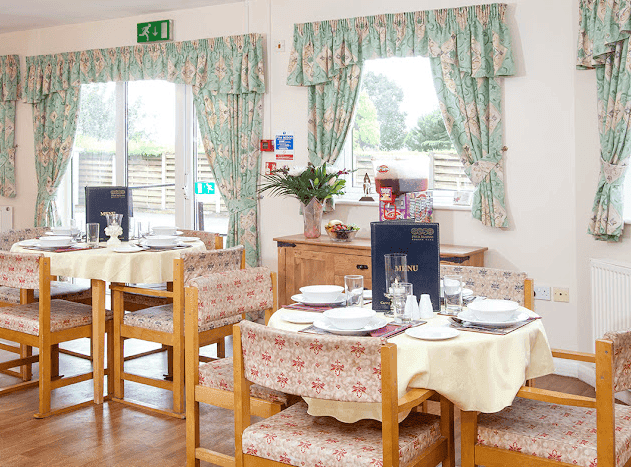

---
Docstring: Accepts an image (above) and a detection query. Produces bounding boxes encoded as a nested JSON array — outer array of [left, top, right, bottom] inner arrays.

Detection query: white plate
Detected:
[[462, 288, 474, 297], [148, 230, 183, 236], [16, 239, 40, 246], [405, 326, 460, 340], [178, 236, 200, 242], [313, 317, 388, 335], [281, 311, 322, 324], [112, 245, 145, 253], [457, 309, 530, 327], [291, 293, 346, 306], [467, 299, 519, 314]]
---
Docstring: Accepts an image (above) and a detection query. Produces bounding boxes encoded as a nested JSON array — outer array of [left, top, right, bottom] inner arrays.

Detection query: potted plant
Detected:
[[259, 163, 348, 238]]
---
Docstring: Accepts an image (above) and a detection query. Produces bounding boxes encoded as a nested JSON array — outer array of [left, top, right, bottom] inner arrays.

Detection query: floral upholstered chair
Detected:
[[228, 320, 455, 467], [121, 230, 224, 311], [440, 264, 534, 309], [461, 331, 631, 467], [110, 245, 253, 418], [184, 270, 299, 466], [0, 251, 112, 418]]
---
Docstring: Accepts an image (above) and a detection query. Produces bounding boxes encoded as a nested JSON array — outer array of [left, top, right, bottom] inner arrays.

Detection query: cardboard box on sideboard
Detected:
[[378, 189, 433, 222]]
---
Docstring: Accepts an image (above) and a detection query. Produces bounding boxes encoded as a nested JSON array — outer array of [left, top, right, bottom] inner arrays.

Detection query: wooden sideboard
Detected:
[[274, 234, 488, 307]]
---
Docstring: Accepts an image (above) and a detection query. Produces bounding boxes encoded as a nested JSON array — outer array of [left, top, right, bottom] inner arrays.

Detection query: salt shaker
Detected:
[[419, 294, 434, 319], [406, 294, 420, 320]]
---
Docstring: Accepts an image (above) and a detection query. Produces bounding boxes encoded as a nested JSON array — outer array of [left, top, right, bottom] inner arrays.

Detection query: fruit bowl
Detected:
[[325, 221, 360, 242]]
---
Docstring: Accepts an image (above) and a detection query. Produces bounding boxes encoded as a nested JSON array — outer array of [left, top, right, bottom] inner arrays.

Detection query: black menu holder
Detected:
[[85, 186, 133, 241], [371, 221, 440, 311]]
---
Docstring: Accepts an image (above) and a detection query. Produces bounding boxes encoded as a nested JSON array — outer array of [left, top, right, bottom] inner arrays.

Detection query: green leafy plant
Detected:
[[259, 163, 348, 205]]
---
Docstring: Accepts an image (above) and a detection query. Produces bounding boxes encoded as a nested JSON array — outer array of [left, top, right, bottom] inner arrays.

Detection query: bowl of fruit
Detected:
[[325, 220, 360, 242]]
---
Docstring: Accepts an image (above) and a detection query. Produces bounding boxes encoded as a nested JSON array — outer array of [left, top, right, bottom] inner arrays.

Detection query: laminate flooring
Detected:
[[0, 338, 599, 467]]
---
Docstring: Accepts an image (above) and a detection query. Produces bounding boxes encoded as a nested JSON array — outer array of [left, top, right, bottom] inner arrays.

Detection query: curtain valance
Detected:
[[24, 33, 265, 103], [287, 3, 515, 86], [0, 55, 20, 101], [577, 0, 631, 68]]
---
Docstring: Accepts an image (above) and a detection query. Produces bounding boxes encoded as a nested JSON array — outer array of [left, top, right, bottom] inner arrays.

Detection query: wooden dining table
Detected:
[[11, 240, 206, 404], [268, 307, 555, 421]]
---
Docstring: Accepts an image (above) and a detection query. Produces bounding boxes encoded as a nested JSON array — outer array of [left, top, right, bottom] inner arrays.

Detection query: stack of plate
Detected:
[[139, 235, 181, 249], [37, 236, 75, 249], [459, 299, 528, 327]]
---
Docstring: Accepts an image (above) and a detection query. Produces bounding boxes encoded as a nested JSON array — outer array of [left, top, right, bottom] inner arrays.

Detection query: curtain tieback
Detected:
[[468, 159, 501, 186], [600, 157, 629, 185], [225, 197, 257, 214]]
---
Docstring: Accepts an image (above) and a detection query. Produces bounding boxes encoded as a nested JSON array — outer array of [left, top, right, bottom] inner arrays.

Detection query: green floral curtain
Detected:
[[0, 55, 20, 198], [287, 4, 515, 227], [24, 34, 265, 262], [578, 0, 631, 241], [195, 91, 262, 266]]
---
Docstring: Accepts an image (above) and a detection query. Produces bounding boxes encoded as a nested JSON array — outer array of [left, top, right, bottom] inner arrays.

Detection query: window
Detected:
[[58, 80, 227, 233], [334, 56, 473, 206]]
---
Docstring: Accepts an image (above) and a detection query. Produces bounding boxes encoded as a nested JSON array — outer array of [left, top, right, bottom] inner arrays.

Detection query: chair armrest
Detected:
[[551, 348, 596, 363], [398, 388, 435, 413], [516, 386, 596, 408]]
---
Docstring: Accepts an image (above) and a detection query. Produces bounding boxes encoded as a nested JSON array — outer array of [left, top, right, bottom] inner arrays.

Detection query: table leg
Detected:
[[91, 279, 106, 404]]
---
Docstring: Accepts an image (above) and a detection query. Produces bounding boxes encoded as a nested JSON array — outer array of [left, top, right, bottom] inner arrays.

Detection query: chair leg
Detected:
[[167, 346, 174, 379], [51, 344, 59, 379], [37, 343, 52, 418], [217, 338, 226, 358], [460, 410, 478, 467], [186, 395, 201, 466], [173, 341, 184, 415], [440, 396, 455, 467], [106, 322, 114, 396], [20, 344, 32, 381]]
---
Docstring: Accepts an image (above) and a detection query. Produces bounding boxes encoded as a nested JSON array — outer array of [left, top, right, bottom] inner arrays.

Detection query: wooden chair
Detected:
[[440, 264, 534, 310], [110, 245, 245, 418], [0, 251, 112, 418], [185, 268, 301, 466], [230, 320, 455, 467], [460, 331, 631, 467]]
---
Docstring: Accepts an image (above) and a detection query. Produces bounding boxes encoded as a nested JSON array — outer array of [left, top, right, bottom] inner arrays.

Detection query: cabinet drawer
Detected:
[[334, 255, 372, 284]]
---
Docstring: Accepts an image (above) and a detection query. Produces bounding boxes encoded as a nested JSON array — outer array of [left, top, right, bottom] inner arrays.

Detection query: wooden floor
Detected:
[[0, 338, 598, 467]]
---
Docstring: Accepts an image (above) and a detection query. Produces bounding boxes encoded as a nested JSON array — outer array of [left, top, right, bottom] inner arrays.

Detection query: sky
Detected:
[[363, 56, 440, 129]]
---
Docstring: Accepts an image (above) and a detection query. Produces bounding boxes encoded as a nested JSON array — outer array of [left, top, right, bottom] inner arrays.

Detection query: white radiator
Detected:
[[591, 258, 631, 347], [0, 206, 13, 232]]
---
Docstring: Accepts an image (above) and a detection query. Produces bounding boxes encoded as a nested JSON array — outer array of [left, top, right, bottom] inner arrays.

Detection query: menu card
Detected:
[[371, 221, 441, 312], [85, 186, 133, 241]]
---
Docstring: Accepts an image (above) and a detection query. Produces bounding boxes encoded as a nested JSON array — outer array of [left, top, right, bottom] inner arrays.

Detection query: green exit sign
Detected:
[[137, 20, 172, 43], [195, 182, 215, 195]]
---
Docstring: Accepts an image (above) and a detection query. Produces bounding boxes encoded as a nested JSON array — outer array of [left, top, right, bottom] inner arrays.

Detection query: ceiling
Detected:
[[0, 0, 243, 34]]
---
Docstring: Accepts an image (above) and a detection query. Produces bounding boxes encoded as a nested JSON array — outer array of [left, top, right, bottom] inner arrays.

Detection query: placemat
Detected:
[[449, 316, 541, 335], [283, 303, 344, 312]]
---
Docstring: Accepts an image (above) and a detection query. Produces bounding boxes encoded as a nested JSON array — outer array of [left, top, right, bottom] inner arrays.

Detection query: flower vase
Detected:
[[302, 198, 324, 238]]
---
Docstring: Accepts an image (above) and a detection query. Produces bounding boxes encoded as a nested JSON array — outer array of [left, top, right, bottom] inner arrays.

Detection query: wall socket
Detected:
[[553, 287, 570, 302], [534, 285, 551, 301]]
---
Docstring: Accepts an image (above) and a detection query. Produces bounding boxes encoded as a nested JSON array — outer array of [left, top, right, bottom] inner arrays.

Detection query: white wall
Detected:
[[0, 0, 619, 352]]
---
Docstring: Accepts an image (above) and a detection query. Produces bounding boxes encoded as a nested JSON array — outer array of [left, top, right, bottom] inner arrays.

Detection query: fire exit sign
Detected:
[[137, 20, 172, 43], [195, 182, 215, 195]]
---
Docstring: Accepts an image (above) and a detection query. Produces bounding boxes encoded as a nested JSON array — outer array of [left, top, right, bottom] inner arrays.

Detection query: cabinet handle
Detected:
[[356, 264, 369, 270]]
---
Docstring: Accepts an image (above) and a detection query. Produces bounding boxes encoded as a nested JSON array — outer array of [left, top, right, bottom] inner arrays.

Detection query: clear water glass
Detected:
[[443, 275, 463, 315], [384, 253, 408, 316], [344, 275, 364, 307], [86, 223, 100, 248], [393, 282, 413, 323]]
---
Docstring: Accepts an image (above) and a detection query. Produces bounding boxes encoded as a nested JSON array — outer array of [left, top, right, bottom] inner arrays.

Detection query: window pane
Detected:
[[195, 120, 229, 234], [127, 80, 176, 229], [71, 82, 117, 227]]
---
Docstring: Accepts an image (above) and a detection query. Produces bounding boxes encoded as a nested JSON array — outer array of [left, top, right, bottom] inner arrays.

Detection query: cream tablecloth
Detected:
[[10, 241, 206, 283], [268, 309, 555, 421]]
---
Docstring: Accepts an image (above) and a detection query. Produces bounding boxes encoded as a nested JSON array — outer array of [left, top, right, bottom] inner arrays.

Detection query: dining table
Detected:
[[10, 239, 206, 404], [268, 306, 555, 421]]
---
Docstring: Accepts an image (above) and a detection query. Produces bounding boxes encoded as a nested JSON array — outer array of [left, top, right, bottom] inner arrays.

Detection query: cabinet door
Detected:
[[333, 254, 372, 289], [285, 249, 335, 302]]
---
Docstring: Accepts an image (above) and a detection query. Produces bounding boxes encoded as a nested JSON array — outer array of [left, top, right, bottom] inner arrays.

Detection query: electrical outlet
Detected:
[[553, 287, 570, 302], [534, 285, 551, 301]]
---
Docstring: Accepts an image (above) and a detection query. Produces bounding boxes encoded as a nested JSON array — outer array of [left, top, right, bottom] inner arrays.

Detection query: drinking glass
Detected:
[[86, 223, 100, 248], [384, 253, 408, 316], [393, 282, 413, 323], [443, 275, 463, 315], [344, 275, 364, 308], [106, 213, 123, 227], [136, 220, 150, 239]]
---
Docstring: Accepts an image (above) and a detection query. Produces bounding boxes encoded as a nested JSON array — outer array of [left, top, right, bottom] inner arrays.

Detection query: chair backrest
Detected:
[[237, 320, 385, 402], [188, 267, 273, 327], [179, 245, 244, 285], [602, 329, 631, 393], [179, 229, 223, 250], [440, 264, 532, 308], [0, 251, 43, 289], [0, 227, 48, 251]]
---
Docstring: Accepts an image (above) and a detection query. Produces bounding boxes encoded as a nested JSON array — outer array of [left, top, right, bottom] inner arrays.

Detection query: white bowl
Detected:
[[152, 226, 178, 236], [299, 285, 344, 303], [143, 235, 178, 247], [323, 307, 376, 330], [38, 235, 74, 247], [467, 299, 520, 322], [50, 226, 79, 236]]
